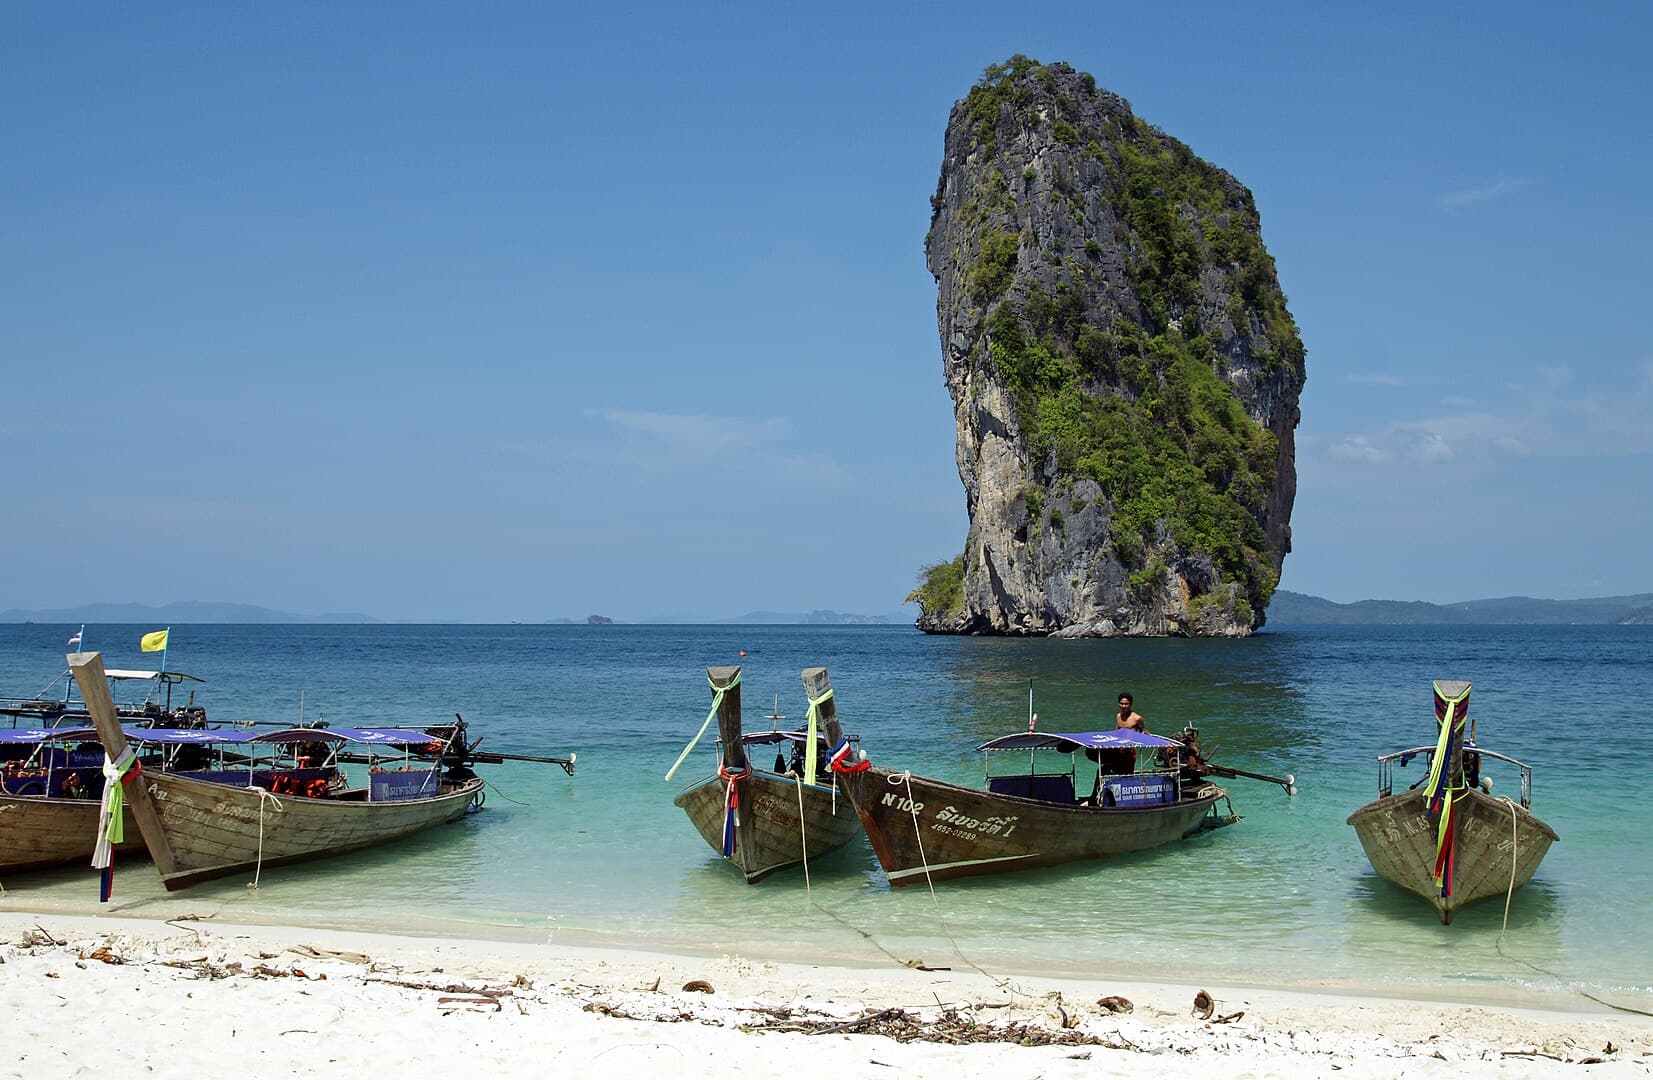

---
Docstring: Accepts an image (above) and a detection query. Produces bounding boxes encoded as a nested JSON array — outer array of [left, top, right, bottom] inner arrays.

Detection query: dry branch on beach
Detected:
[[747, 1006, 1118, 1048]]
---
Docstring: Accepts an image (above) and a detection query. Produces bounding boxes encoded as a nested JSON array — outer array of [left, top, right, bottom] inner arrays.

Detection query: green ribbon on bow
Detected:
[[664, 671, 741, 781], [95, 747, 138, 866], [104, 782, 125, 845], [804, 688, 833, 785]]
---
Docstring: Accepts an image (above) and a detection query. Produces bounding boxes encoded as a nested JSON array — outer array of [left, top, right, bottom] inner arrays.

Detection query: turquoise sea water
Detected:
[[2, 622, 1649, 1001]]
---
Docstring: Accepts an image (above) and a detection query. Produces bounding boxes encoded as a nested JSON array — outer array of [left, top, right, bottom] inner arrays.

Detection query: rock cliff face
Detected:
[[913, 58, 1305, 637]]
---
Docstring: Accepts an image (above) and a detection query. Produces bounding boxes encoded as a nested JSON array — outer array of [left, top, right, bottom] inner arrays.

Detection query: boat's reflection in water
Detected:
[[0, 810, 494, 936], [1343, 873, 1569, 985], [930, 635, 1314, 779]]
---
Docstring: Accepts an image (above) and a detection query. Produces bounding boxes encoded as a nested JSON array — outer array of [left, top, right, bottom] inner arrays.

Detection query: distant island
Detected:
[[1267, 590, 1653, 626], [0, 601, 380, 624], [1, 602, 911, 625]]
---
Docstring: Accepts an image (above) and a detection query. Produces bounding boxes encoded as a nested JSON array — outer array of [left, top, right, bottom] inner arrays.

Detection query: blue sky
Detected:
[[3, 3, 1648, 620]]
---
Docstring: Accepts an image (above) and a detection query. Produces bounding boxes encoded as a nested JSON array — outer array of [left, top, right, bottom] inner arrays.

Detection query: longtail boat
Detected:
[[68, 651, 573, 892], [1348, 680, 1557, 924], [670, 665, 863, 883], [1, 720, 374, 877], [805, 669, 1235, 886], [2, 666, 208, 729], [0, 727, 142, 873]]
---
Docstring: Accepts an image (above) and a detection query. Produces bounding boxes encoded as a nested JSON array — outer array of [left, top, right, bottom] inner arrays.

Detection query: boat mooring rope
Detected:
[[482, 777, 533, 806], [1489, 796, 1653, 1018], [891, 769, 1021, 995], [247, 787, 285, 891], [1494, 796, 1520, 946], [792, 773, 812, 893], [790, 774, 909, 968]]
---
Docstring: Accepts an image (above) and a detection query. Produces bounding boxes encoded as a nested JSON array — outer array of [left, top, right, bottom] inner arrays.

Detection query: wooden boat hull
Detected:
[[674, 769, 862, 883], [0, 794, 142, 874], [1347, 787, 1557, 923], [839, 766, 1228, 886], [138, 771, 484, 890]]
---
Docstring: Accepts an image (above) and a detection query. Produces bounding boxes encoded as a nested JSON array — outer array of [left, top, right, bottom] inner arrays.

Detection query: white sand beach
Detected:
[[2, 911, 1647, 1078]]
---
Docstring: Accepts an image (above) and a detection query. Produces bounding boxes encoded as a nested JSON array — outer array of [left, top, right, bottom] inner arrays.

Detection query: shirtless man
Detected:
[[1083, 692, 1149, 805], [1114, 692, 1145, 734], [1104, 692, 1145, 776]]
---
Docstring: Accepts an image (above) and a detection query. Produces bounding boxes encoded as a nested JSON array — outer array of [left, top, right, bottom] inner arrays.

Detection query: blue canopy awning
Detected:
[[978, 729, 1183, 752], [1, 726, 253, 745], [125, 727, 254, 745], [0, 728, 96, 744], [252, 727, 437, 746], [1, 726, 433, 747]]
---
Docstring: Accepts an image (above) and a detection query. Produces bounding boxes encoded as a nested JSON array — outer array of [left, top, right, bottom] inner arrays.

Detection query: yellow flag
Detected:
[[140, 629, 169, 652]]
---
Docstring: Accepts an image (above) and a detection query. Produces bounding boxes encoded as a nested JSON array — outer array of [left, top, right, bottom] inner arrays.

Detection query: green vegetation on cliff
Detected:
[[991, 305, 1280, 602], [1111, 125, 1304, 374], [906, 554, 966, 621]]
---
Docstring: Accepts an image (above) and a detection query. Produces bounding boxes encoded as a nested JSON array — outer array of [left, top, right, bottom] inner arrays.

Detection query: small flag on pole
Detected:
[[140, 629, 169, 653], [67, 626, 84, 648]]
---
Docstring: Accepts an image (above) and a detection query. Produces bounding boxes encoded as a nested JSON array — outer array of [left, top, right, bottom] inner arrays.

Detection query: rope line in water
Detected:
[[1494, 796, 1520, 947], [793, 774, 811, 894], [890, 770, 1023, 995], [483, 778, 534, 806], [1490, 796, 1653, 1018], [791, 774, 910, 969]]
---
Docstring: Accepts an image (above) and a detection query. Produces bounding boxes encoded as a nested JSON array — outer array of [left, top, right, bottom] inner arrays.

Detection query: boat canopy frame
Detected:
[[1, 723, 458, 801], [1, 668, 206, 719], [1376, 744, 1534, 809], [977, 729, 1185, 788], [713, 728, 861, 790], [736, 729, 860, 748]]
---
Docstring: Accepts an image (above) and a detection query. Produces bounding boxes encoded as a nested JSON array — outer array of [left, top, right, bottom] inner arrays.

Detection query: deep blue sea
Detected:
[[2, 622, 1649, 1001]]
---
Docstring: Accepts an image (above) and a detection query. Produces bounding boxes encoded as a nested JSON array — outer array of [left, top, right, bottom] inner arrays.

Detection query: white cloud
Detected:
[[1439, 175, 1532, 210], [1356, 413, 1531, 467], [1322, 359, 1653, 469], [1330, 436, 1393, 464], [580, 408, 846, 485], [585, 409, 792, 460], [1412, 431, 1454, 465]]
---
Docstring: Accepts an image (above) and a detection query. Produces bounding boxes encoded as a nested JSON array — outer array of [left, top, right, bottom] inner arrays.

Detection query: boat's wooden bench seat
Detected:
[[171, 766, 334, 790], [986, 773, 1076, 804]]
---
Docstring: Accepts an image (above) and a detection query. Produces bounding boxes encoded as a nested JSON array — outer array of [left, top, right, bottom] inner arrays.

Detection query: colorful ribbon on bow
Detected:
[[664, 670, 741, 781], [718, 763, 751, 856], [827, 738, 871, 774], [1422, 680, 1472, 897], [93, 746, 141, 902]]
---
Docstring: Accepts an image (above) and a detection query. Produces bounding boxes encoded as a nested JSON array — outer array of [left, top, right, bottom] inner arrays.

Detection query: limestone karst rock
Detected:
[[912, 57, 1305, 637]]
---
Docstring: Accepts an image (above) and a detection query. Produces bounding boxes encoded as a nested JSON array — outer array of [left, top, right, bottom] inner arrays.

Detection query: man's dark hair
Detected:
[[1117, 692, 1133, 706]]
